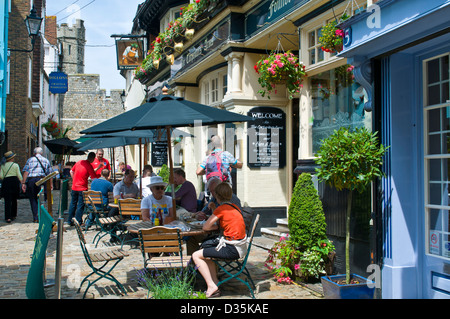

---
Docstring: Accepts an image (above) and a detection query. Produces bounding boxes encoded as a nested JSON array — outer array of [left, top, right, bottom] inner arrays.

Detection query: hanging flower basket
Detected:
[[254, 51, 306, 99], [319, 20, 344, 53], [41, 115, 58, 133]]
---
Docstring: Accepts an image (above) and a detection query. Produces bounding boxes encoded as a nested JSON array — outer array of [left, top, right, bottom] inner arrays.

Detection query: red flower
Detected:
[[156, 37, 161, 43]]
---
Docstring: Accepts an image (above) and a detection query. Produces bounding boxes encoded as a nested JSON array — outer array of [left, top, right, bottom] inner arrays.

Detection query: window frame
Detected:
[[423, 52, 450, 261]]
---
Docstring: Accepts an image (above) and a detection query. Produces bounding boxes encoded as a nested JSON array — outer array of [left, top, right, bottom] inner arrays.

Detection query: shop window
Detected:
[[203, 82, 210, 105], [160, 6, 184, 32], [311, 64, 371, 154], [200, 67, 227, 106], [211, 78, 218, 103], [308, 27, 325, 65], [424, 53, 450, 260]]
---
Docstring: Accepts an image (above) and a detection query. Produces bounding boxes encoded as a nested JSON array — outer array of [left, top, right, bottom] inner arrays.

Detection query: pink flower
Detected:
[[294, 264, 300, 270], [264, 59, 269, 64], [335, 29, 344, 37]]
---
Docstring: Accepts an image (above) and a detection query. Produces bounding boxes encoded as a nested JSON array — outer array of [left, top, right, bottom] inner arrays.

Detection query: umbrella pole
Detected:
[[112, 148, 116, 183], [139, 138, 142, 199], [167, 126, 176, 221], [123, 146, 127, 168]]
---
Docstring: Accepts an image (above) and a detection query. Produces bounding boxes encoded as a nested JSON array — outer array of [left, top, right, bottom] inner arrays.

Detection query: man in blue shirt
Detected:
[[91, 169, 113, 208]]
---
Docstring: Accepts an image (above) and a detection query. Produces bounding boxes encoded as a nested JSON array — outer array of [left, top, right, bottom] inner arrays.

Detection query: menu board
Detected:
[[247, 106, 286, 168], [151, 141, 168, 167]]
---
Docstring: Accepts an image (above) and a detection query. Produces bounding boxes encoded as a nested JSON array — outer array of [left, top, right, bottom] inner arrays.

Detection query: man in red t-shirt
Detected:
[[68, 152, 97, 225], [91, 149, 111, 178]]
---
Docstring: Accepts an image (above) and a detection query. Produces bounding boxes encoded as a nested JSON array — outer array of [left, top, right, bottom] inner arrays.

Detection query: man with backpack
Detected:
[[196, 135, 242, 186]]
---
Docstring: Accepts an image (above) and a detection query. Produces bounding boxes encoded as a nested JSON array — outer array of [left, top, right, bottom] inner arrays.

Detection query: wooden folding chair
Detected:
[[87, 196, 124, 247], [138, 226, 191, 270], [118, 198, 142, 247], [82, 190, 105, 230], [212, 214, 260, 299], [72, 218, 129, 299]]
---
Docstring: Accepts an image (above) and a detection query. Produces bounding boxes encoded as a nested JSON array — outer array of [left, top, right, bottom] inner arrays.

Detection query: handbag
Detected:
[[200, 235, 220, 249]]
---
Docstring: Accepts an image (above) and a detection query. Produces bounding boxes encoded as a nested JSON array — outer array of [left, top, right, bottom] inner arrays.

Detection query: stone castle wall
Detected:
[[61, 74, 125, 163]]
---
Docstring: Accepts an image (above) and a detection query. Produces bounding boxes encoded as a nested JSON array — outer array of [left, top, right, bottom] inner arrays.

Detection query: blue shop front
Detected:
[[339, 0, 450, 298]]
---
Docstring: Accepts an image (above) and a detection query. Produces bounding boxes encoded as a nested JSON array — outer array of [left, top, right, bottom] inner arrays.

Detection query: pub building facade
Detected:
[[121, 0, 374, 285]]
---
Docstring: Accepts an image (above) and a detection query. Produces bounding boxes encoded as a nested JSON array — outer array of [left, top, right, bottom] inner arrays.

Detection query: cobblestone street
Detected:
[[0, 190, 323, 300]]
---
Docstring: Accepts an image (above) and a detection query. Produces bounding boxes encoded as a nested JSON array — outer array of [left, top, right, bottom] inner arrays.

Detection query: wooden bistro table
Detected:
[[127, 220, 208, 237]]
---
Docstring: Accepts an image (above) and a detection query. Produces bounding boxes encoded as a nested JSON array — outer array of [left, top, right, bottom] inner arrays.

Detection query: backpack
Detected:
[[205, 151, 229, 182]]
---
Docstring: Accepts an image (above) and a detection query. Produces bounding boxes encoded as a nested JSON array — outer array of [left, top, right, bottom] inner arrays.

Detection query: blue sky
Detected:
[[46, 0, 144, 93]]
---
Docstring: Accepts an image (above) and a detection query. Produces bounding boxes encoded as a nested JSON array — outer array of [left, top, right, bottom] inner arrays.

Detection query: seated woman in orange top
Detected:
[[191, 182, 247, 298]]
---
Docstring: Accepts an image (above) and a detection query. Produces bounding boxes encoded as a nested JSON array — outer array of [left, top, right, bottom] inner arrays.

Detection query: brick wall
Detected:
[[6, 0, 36, 167]]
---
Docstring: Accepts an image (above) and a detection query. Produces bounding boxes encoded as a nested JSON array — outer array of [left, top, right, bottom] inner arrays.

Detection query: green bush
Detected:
[[158, 164, 170, 183], [288, 173, 327, 251]]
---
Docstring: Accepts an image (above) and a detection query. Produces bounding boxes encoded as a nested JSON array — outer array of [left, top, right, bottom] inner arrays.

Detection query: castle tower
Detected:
[[57, 19, 86, 74]]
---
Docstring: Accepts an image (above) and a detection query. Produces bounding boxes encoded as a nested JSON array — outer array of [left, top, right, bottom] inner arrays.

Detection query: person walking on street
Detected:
[[91, 149, 111, 178], [68, 152, 97, 225], [0, 151, 23, 223], [196, 135, 242, 186], [22, 147, 53, 223]]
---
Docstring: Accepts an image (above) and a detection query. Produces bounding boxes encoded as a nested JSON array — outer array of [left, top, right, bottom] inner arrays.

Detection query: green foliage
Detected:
[[314, 126, 388, 283], [266, 173, 335, 283], [157, 164, 170, 183], [265, 236, 298, 284], [136, 266, 206, 299], [288, 173, 328, 250], [315, 127, 388, 193]]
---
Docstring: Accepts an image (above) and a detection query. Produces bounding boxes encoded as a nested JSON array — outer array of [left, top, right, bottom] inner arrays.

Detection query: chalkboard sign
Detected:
[[247, 106, 286, 168], [151, 141, 168, 167]]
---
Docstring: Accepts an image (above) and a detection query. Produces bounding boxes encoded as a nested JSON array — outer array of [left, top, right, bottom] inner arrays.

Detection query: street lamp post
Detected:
[[9, 5, 43, 52]]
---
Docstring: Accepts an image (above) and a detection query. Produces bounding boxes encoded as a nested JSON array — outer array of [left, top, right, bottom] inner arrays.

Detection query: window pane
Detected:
[[429, 159, 442, 181], [429, 108, 441, 132], [428, 58, 440, 84], [428, 134, 441, 155], [428, 84, 441, 105], [429, 183, 443, 205], [318, 47, 324, 62], [309, 48, 316, 65], [311, 66, 371, 154], [309, 31, 315, 47], [442, 55, 449, 81]]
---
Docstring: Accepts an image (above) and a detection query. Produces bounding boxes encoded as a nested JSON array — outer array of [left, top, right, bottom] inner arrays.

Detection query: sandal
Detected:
[[206, 289, 221, 298]]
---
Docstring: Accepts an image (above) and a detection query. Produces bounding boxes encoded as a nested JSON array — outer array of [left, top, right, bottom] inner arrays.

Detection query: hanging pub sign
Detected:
[[247, 106, 286, 168], [49, 71, 68, 94], [113, 36, 145, 70], [151, 141, 168, 167]]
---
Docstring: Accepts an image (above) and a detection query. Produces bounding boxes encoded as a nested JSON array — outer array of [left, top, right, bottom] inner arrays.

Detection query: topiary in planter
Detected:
[[288, 173, 328, 251]]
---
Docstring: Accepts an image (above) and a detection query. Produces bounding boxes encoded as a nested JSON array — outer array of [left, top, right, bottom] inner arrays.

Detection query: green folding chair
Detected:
[[72, 218, 129, 298], [212, 214, 260, 299]]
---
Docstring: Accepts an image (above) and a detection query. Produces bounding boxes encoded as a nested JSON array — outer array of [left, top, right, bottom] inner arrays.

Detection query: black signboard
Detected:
[[151, 141, 168, 167], [247, 107, 286, 168]]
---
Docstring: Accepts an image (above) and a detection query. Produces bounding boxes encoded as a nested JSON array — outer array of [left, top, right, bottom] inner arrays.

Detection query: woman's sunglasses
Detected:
[[153, 186, 165, 190]]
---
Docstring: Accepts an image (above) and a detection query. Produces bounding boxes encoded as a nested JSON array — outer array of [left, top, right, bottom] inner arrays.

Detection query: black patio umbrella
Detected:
[[43, 138, 85, 156], [80, 92, 254, 220]]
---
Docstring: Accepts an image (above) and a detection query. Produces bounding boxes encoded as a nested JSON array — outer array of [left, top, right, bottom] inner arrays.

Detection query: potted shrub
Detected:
[[265, 173, 335, 283], [315, 127, 388, 298], [254, 50, 306, 99]]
